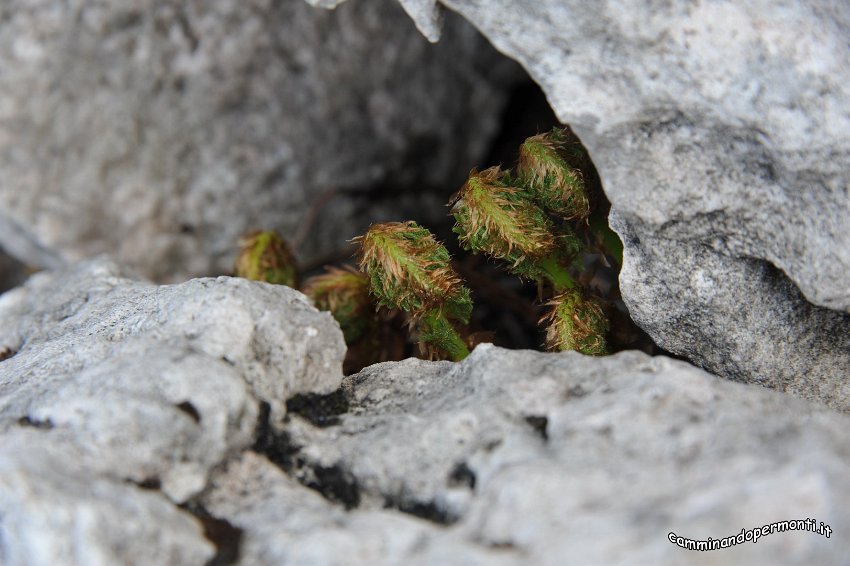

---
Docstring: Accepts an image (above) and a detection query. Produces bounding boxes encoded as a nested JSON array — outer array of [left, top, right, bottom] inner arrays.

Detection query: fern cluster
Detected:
[[235, 126, 617, 365]]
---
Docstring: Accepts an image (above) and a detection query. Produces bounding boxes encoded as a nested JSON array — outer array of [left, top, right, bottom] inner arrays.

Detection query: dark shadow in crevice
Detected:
[[17, 415, 54, 429], [0, 245, 29, 295], [176, 401, 202, 423], [133, 476, 162, 491], [524, 415, 549, 441], [180, 501, 244, 566], [383, 495, 458, 526], [448, 462, 476, 490]]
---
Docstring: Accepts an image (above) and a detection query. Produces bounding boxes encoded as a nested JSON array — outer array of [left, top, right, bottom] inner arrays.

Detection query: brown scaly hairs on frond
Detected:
[[353, 221, 472, 323], [302, 266, 373, 343], [542, 290, 608, 356], [234, 229, 299, 287], [518, 128, 590, 220], [451, 167, 558, 264], [302, 265, 369, 316]]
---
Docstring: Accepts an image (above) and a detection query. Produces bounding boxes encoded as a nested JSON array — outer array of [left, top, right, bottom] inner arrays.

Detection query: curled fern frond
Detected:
[[543, 290, 608, 355], [518, 127, 590, 220], [451, 167, 582, 288], [302, 266, 373, 344], [353, 221, 472, 361], [451, 168, 554, 261], [354, 221, 472, 324], [235, 230, 298, 287]]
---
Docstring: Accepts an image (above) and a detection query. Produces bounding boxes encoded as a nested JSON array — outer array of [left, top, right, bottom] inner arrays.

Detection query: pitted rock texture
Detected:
[[202, 451, 512, 565], [2, 263, 849, 565], [0, 258, 345, 563], [0, 429, 215, 566], [0, 0, 516, 281], [218, 345, 850, 564], [611, 213, 850, 412], [311, 0, 850, 409]]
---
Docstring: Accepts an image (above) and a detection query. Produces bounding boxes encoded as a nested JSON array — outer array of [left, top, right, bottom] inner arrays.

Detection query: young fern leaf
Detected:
[[543, 290, 608, 356], [303, 265, 404, 372], [353, 221, 472, 361], [518, 127, 591, 221], [302, 266, 373, 344], [450, 167, 581, 290], [234, 229, 299, 287]]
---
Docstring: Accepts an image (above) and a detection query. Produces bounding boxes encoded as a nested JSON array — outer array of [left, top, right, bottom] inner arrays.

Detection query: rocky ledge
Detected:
[[1, 261, 848, 564]]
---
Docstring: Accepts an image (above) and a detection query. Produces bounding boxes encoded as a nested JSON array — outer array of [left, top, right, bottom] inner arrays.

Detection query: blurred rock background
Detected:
[[0, 0, 521, 284]]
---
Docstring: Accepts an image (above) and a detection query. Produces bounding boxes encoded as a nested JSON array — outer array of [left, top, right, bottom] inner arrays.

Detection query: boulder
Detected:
[[219, 345, 850, 564], [0, 257, 344, 563], [313, 0, 850, 409], [0, 0, 515, 281], [1, 261, 848, 563]]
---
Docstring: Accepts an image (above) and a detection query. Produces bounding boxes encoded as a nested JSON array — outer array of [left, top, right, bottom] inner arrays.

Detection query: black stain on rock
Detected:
[[285, 389, 349, 428], [252, 401, 301, 470], [384, 496, 457, 525], [252, 401, 361, 510], [448, 462, 476, 490], [524, 415, 549, 441], [17, 415, 54, 429], [176, 401, 201, 423], [309, 464, 361, 510]]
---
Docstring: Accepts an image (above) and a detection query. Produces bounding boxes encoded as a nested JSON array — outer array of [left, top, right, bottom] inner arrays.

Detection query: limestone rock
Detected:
[[612, 214, 850, 412], [229, 345, 850, 564], [0, 256, 344, 557], [2, 265, 849, 564], [202, 451, 511, 565], [320, 0, 850, 408], [0, 0, 515, 281], [433, 0, 850, 308], [0, 429, 215, 566]]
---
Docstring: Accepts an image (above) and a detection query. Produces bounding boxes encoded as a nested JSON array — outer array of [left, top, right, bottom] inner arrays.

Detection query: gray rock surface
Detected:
[[1, 261, 848, 564], [0, 429, 215, 566], [611, 214, 850, 412], [0, 0, 516, 282], [318, 0, 850, 409], [216, 345, 850, 564], [202, 451, 511, 565], [0, 258, 345, 563]]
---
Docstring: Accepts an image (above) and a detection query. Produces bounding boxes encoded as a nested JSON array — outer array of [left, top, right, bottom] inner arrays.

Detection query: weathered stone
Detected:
[[0, 429, 215, 566], [202, 451, 512, 565], [0, 257, 345, 562], [230, 345, 850, 564], [318, 0, 850, 408], [2, 263, 848, 564], [612, 214, 850, 411], [0, 0, 516, 281], [0, 258, 344, 505]]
